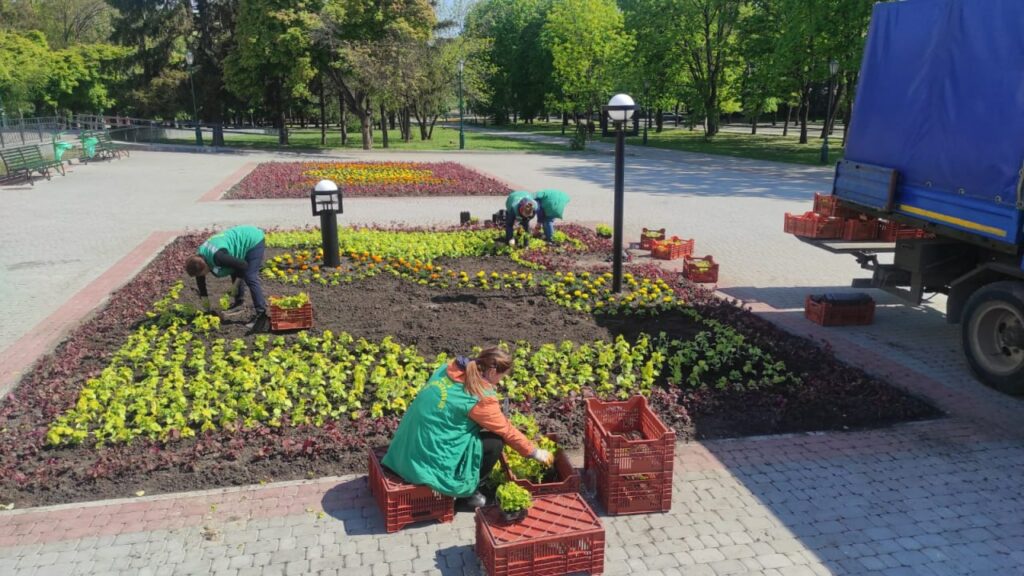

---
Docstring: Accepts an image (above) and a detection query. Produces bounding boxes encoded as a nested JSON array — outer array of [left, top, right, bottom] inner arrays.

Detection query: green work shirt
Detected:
[[381, 363, 489, 497], [534, 189, 570, 219], [197, 226, 264, 278], [505, 190, 535, 214]]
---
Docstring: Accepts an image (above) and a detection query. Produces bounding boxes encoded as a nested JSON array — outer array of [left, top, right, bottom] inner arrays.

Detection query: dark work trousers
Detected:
[[232, 240, 268, 315], [504, 210, 532, 242], [479, 431, 505, 482]]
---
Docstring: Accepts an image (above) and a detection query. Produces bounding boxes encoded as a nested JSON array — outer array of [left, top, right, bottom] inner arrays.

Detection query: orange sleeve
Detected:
[[469, 397, 536, 457]]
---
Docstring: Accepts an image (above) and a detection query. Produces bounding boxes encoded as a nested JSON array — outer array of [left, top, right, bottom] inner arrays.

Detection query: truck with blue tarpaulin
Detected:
[[809, 0, 1024, 392]]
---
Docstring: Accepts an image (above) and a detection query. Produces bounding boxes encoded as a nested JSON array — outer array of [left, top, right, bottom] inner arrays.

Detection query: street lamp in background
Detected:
[[184, 50, 203, 146], [458, 60, 465, 150], [603, 93, 638, 293], [821, 59, 838, 164]]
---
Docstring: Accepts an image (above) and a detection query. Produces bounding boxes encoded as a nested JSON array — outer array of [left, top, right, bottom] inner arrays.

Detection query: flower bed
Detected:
[[0, 224, 939, 508], [225, 161, 512, 199]]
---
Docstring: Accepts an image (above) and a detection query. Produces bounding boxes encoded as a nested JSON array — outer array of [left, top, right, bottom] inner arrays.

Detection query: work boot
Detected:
[[456, 490, 487, 511], [245, 312, 270, 334]]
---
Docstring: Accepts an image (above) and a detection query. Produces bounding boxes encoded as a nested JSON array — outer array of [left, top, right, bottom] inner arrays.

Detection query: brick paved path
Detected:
[[1, 145, 1023, 575]]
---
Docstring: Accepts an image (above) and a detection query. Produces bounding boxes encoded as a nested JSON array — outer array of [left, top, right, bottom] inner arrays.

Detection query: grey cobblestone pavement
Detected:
[[1, 143, 1023, 575]]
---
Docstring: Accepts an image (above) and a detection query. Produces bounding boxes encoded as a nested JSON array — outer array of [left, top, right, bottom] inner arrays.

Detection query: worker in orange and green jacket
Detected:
[[382, 347, 553, 508]]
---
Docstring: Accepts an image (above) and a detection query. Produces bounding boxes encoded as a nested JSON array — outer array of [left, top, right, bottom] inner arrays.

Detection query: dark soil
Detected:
[[0, 238, 941, 508]]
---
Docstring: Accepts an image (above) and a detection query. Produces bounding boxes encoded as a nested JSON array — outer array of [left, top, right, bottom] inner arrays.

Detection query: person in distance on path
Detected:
[[382, 347, 554, 509]]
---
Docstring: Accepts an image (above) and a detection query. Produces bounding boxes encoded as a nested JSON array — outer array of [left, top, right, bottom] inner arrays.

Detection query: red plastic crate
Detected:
[[475, 493, 605, 576], [269, 301, 313, 331], [501, 434, 581, 496], [784, 212, 843, 239], [584, 443, 673, 515], [841, 218, 880, 241], [804, 295, 876, 326], [368, 447, 455, 533], [639, 227, 665, 250], [584, 396, 674, 476], [682, 255, 719, 284], [877, 220, 932, 241], [651, 237, 694, 260], [813, 192, 861, 218]]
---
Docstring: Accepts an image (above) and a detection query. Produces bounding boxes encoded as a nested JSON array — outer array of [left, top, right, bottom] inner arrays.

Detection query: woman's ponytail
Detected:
[[462, 347, 512, 399]]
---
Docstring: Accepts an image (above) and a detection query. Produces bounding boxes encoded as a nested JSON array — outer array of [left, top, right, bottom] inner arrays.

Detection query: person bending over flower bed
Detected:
[[502, 189, 570, 245], [184, 225, 269, 332], [382, 347, 553, 509]]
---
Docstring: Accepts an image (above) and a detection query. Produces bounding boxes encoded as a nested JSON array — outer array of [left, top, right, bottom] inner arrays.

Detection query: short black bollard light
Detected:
[[311, 179, 343, 268]]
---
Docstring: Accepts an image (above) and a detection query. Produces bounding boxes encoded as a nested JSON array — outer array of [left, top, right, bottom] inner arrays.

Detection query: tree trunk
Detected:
[[339, 93, 347, 146], [843, 88, 854, 148], [276, 81, 288, 145], [655, 109, 664, 133], [380, 102, 389, 148], [388, 112, 396, 130], [319, 78, 326, 146], [783, 103, 791, 137], [751, 112, 759, 135], [799, 91, 810, 144], [674, 102, 681, 127]]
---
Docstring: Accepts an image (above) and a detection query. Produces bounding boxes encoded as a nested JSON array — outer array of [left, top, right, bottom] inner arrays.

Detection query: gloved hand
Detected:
[[531, 448, 553, 466], [508, 238, 516, 247]]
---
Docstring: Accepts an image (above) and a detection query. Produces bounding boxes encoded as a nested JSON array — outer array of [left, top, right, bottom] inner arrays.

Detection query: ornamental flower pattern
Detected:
[[226, 161, 512, 199]]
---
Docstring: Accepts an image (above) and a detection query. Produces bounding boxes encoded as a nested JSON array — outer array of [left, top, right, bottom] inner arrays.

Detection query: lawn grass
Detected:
[[468, 120, 845, 165], [157, 126, 570, 153], [614, 129, 845, 166]]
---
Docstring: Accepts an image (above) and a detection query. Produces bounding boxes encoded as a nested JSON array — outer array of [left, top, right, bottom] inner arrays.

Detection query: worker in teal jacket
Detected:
[[184, 225, 268, 331], [503, 189, 570, 244]]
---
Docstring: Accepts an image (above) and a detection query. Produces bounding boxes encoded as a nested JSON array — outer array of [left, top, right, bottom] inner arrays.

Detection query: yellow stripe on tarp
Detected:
[[898, 204, 1007, 237]]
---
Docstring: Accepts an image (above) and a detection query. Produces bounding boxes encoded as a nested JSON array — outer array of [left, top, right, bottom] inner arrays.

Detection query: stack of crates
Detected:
[[584, 396, 675, 515]]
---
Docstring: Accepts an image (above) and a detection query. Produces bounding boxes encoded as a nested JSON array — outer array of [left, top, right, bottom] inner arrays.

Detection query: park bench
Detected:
[[80, 130, 129, 162], [0, 144, 65, 185]]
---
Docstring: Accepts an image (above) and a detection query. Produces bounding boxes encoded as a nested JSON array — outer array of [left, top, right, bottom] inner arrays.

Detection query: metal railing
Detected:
[[0, 116, 69, 148]]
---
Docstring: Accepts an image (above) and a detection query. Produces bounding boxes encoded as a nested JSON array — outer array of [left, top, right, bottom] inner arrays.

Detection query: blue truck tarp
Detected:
[[842, 0, 1024, 246]]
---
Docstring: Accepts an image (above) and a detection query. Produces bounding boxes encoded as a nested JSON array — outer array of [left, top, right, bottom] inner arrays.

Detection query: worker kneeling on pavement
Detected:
[[503, 189, 570, 245], [382, 347, 553, 509], [184, 225, 269, 332]]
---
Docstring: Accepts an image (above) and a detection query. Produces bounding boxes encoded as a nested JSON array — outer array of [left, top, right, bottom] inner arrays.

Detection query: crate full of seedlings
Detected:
[[682, 255, 719, 284], [651, 236, 695, 261], [269, 292, 313, 331], [639, 227, 666, 250], [499, 432, 581, 497]]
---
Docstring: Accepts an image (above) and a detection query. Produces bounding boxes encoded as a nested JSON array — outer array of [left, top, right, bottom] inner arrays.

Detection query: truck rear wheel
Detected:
[[962, 281, 1024, 395]]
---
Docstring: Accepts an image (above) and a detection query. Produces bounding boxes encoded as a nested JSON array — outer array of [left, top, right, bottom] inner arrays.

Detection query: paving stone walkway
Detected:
[[1, 143, 1022, 575]]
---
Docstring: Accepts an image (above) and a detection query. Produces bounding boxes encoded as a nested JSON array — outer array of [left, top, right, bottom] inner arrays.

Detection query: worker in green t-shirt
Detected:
[[502, 189, 570, 244], [184, 225, 268, 331]]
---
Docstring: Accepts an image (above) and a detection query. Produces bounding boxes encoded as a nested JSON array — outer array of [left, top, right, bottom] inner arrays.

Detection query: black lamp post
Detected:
[[642, 80, 649, 146], [311, 179, 343, 268], [602, 93, 638, 293], [458, 60, 465, 150], [185, 50, 203, 146], [820, 59, 838, 165]]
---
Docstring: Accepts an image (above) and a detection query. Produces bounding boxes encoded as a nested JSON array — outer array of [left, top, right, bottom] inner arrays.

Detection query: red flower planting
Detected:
[[226, 161, 512, 199]]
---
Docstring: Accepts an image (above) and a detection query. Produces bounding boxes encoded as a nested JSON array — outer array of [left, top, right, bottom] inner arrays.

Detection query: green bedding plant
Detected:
[[496, 482, 533, 513]]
